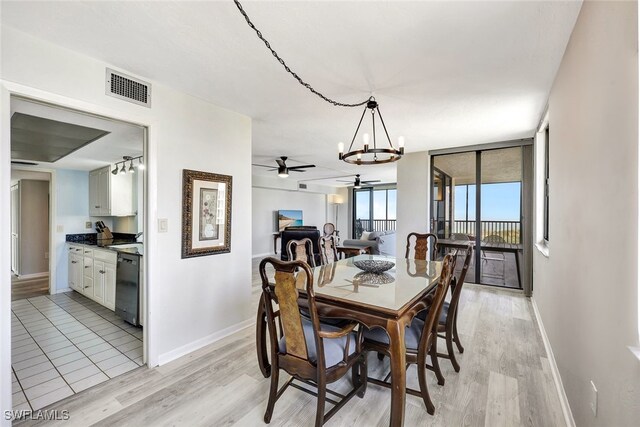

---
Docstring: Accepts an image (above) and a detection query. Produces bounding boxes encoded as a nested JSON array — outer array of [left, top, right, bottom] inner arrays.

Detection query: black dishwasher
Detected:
[[115, 252, 141, 326]]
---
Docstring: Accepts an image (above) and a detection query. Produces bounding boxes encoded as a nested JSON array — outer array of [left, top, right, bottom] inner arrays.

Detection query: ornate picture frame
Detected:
[[182, 169, 232, 258]]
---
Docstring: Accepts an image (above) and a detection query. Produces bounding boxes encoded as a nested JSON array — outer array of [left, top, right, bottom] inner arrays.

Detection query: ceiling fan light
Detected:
[[277, 166, 289, 178]]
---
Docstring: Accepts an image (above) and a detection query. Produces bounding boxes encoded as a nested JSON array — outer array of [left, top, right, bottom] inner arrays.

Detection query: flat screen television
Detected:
[[277, 210, 303, 232]]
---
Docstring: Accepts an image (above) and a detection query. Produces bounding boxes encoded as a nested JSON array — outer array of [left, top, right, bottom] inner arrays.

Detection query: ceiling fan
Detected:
[[337, 174, 380, 189], [252, 156, 316, 178]]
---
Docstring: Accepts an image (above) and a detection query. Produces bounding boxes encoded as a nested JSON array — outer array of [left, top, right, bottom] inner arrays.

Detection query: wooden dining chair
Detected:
[[405, 232, 438, 261], [319, 235, 339, 265], [364, 254, 456, 415], [259, 257, 367, 426], [417, 242, 473, 373], [286, 237, 316, 268]]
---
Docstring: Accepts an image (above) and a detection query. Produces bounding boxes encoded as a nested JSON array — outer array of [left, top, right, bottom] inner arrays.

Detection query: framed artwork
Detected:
[[182, 169, 232, 258]]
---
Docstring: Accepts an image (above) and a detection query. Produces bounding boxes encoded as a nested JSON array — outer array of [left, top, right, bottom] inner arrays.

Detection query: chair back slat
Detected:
[[286, 238, 316, 267], [449, 243, 473, 317], [273, 270, 308, 360], [319, 235, 338, 265], [418, 254, 455, 352], [405, 232, 438, 260]]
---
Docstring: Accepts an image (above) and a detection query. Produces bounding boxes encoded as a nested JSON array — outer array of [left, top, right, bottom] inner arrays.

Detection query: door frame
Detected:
[[10, 166, 56, 295], [429, 139, 534, 295]]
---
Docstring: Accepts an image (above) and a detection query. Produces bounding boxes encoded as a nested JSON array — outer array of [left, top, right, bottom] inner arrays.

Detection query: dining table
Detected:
[[256, 254, 443, 427]]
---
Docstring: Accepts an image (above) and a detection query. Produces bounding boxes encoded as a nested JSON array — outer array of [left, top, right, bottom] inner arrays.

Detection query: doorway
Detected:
[[9, 96, 148, 412], [430, 142, 533, 293], [11, 170, 52, 300]]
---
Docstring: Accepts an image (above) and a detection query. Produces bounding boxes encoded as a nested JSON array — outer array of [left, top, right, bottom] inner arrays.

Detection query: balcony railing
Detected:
[[355, 219, 397, 236], [447, 220, 521, 244]]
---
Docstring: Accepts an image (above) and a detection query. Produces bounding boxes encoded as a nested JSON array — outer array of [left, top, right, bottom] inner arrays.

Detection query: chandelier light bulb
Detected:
[[398, 136, 405, 148], [338, 142, 344, 153], [363, 133, 370, 152]]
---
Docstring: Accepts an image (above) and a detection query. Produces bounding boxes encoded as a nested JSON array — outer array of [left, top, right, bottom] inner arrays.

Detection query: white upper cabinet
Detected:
[[89, 166, 134, 216]]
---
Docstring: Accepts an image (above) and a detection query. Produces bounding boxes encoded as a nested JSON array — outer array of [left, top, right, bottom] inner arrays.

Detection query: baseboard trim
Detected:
[[54, 287, 71, 294], [252, 252, 273, 259], [531, 297, 575, 427], [157, 318, 254, 366], [14, 272, 49, 280]]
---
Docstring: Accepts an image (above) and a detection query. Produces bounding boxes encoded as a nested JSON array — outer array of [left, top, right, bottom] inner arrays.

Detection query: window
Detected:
[[352, 187, 397, 237], [543, 125, 550, 242]]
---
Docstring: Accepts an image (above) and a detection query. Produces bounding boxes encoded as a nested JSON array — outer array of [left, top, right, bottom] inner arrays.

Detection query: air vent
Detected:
[[298, 183, 308, 190], [11, 161, 38, 166], [105, 68, 151, 107]]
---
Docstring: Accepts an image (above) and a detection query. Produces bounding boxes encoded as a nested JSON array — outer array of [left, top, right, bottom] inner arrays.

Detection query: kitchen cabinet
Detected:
[[68, 244, 117, 311], [89, 166, 134, 216], [68, 248, 83, 293]]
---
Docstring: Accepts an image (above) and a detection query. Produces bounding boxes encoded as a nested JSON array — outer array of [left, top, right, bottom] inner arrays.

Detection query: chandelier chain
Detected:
[[233, 0, 370, 108]]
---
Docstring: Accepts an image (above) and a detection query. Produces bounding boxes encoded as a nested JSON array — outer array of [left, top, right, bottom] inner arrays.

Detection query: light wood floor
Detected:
[[11, 274, 49, 301], [16, 259, 564, 426]]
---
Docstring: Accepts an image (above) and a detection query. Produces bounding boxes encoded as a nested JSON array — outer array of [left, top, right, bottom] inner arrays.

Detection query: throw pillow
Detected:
[[360, 231, 371, 241]]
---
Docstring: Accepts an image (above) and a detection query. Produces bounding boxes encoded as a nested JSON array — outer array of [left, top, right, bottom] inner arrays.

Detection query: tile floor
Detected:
[[11, 291, 143, 411]]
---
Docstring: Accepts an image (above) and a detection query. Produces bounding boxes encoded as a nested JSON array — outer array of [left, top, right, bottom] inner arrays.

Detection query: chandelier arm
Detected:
[[376, 106, 395, 149], [234, 0, 370, 108], [348, 106, 369, 153]]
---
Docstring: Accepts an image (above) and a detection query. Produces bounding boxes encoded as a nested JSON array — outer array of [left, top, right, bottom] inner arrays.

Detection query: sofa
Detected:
[[342, 230, 396, 256]]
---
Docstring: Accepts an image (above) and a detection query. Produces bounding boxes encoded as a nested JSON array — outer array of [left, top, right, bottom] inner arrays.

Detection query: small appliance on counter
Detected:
[[115, 252, 141, 326]]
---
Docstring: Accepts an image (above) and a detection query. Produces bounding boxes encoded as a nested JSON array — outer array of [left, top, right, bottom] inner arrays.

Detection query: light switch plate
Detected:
[[590, 380, 598, 416], [85, 221, 93, 229], [158, 218, 168, 233]]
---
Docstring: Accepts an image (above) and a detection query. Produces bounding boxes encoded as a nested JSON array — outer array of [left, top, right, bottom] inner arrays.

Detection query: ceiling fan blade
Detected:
[[362, 180, 381, 184], [252, 164, 275, 168], [287, 164, 316, 170], [336, 180, 352, 183], [276, 158, 286, 167], [289, 169, 306, 173]]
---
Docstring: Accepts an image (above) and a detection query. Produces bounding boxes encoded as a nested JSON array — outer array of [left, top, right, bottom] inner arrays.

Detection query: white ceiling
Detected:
[[10, 98, 144, 171], [1, 1, 581, 184]]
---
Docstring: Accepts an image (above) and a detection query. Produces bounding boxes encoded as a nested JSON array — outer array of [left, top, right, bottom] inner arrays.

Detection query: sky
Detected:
[[354, 184, 519, 222], [455, 183, 521, 221]]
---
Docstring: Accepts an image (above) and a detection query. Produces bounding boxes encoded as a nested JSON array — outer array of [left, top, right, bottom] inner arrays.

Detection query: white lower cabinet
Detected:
[[93, 260, 106, 304], [104, 263, 116, 310], [68, 244, 117, 311]]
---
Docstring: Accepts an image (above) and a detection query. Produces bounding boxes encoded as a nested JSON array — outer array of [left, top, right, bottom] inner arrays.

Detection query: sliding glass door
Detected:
[[430, 144, 531, 291]]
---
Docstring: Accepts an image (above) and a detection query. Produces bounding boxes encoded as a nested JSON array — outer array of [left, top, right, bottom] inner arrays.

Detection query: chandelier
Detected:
[[234, 0, 404, 165], [338, 97, 404, 165]]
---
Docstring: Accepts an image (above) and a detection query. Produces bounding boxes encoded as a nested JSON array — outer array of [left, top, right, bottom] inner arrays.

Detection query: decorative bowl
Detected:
[[353, 259, 395, 274]]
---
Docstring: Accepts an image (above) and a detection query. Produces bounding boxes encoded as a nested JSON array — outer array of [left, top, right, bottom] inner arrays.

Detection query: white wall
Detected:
[[0, 26, 252, 421], [54, 169, 92, 293], [533, 2, 639, 426], [251, 174, 342, 257], [396, 151, 430, 256]]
